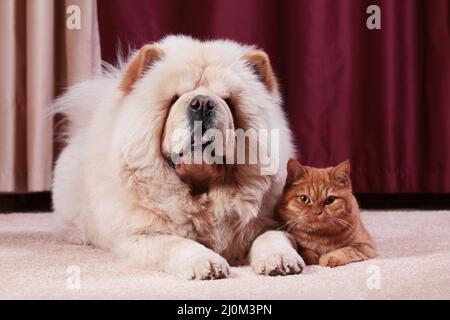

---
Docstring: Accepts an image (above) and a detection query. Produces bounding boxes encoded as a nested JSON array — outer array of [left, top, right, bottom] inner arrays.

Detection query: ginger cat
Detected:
[[277, 159, 377, 267]]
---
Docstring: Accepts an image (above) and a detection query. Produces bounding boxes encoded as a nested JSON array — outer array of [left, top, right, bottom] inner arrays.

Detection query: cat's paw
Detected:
[[319, 253, 345, 268], [252, 250, 305, 276], [300, 249, 320, 265]]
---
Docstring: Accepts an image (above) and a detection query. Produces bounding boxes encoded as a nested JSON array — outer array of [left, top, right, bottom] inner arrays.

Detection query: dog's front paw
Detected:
[[251, 249, 305, 276], [176, 249, 230, 280]]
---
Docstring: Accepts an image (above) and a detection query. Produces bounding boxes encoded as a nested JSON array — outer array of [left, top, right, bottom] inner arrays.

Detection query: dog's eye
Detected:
[[324, 196, 335, 205], [299, 195, 311, 204], [224, 98, 234, 113], [170, 95, 179, 105]]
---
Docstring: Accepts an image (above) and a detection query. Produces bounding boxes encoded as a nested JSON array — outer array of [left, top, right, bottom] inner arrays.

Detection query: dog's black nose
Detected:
[[188, 95, 217, 127], [190, 95, 216, 112]]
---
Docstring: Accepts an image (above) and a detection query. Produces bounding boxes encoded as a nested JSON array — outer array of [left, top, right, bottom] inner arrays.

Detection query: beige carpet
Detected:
[[0, 211, 449, 300]]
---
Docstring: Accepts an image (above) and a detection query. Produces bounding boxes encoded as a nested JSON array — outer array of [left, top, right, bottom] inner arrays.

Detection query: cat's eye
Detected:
[[324, 196, 336, 205], [299, 195, 311, 204]]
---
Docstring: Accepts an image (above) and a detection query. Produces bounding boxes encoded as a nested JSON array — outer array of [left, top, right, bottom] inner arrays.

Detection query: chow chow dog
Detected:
[[52, 35, 304, 279]]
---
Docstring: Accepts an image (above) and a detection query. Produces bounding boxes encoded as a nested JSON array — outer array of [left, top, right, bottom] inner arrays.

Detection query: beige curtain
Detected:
[[0, 0, 101, 193]]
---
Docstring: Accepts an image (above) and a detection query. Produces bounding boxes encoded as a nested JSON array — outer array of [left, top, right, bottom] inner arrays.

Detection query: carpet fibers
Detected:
[[1, 211, 449, 299]]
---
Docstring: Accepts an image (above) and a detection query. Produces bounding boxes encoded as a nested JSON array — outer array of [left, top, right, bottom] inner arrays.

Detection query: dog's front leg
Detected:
[[249, 231, 305, 276], [114, 234, 230, 280]]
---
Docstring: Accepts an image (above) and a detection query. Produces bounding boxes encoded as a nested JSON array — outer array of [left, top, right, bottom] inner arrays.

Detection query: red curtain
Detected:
[[97, 0, 450, 193]]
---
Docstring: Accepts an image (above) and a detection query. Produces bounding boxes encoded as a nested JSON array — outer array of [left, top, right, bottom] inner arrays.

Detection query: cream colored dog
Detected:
[[52, 35, 304, 280]]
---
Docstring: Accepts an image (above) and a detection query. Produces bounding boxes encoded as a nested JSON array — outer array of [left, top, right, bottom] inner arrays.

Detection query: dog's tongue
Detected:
[[171, 133, 222, 170], [174, 161, 225, 191], [202, 134, 212, 144]]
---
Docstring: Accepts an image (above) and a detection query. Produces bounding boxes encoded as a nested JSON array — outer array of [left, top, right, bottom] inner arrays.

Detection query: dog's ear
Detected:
[[286, 159, 307, 187], [120, 45, 163, 94], [244, 50, 278, 95]]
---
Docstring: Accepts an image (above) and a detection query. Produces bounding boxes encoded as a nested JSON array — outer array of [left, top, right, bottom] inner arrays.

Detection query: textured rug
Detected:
[[1, 211, 449, 299]]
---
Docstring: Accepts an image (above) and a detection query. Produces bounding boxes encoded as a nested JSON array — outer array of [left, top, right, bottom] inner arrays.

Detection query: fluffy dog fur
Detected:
[[52, 35, 304, 280]]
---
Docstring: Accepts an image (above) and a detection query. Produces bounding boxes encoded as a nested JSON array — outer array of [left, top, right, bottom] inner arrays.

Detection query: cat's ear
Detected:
[[120, 45, 164, 94], [286, 159, 307, 187], [244, 50, 278, 95], [331, 159, 351, 187]]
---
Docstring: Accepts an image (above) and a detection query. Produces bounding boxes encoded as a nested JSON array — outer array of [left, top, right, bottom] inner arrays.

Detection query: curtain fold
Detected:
[[0, 0, 101, 192], [97, 0, 450, 193]]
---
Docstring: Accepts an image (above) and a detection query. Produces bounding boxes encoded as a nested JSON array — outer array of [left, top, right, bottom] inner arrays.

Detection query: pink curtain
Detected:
[[0, 0, 101, 192]]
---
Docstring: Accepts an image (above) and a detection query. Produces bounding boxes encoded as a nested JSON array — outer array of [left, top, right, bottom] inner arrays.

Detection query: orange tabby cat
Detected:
[[277, 159, 377, 267]]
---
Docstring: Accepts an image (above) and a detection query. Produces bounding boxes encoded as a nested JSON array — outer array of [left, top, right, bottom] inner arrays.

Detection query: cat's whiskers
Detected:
[[285, 220, 301, 233], [326, 215, 355, 230], [277, 217, 302, 230], [278, 217, 306, 233], [286, 221, 300, 234]]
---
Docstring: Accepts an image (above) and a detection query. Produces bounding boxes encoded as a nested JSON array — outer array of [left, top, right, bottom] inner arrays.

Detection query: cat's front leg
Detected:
[[250, 231, 305, 276], [300, 248, 320, 265], [114, 234, 230, 280], [319, 244, 374, 268]]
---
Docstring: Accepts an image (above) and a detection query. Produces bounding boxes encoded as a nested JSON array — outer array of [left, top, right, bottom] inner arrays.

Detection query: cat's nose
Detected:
[[313, 208, 323, 216], [316, 211, 325, 220]]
